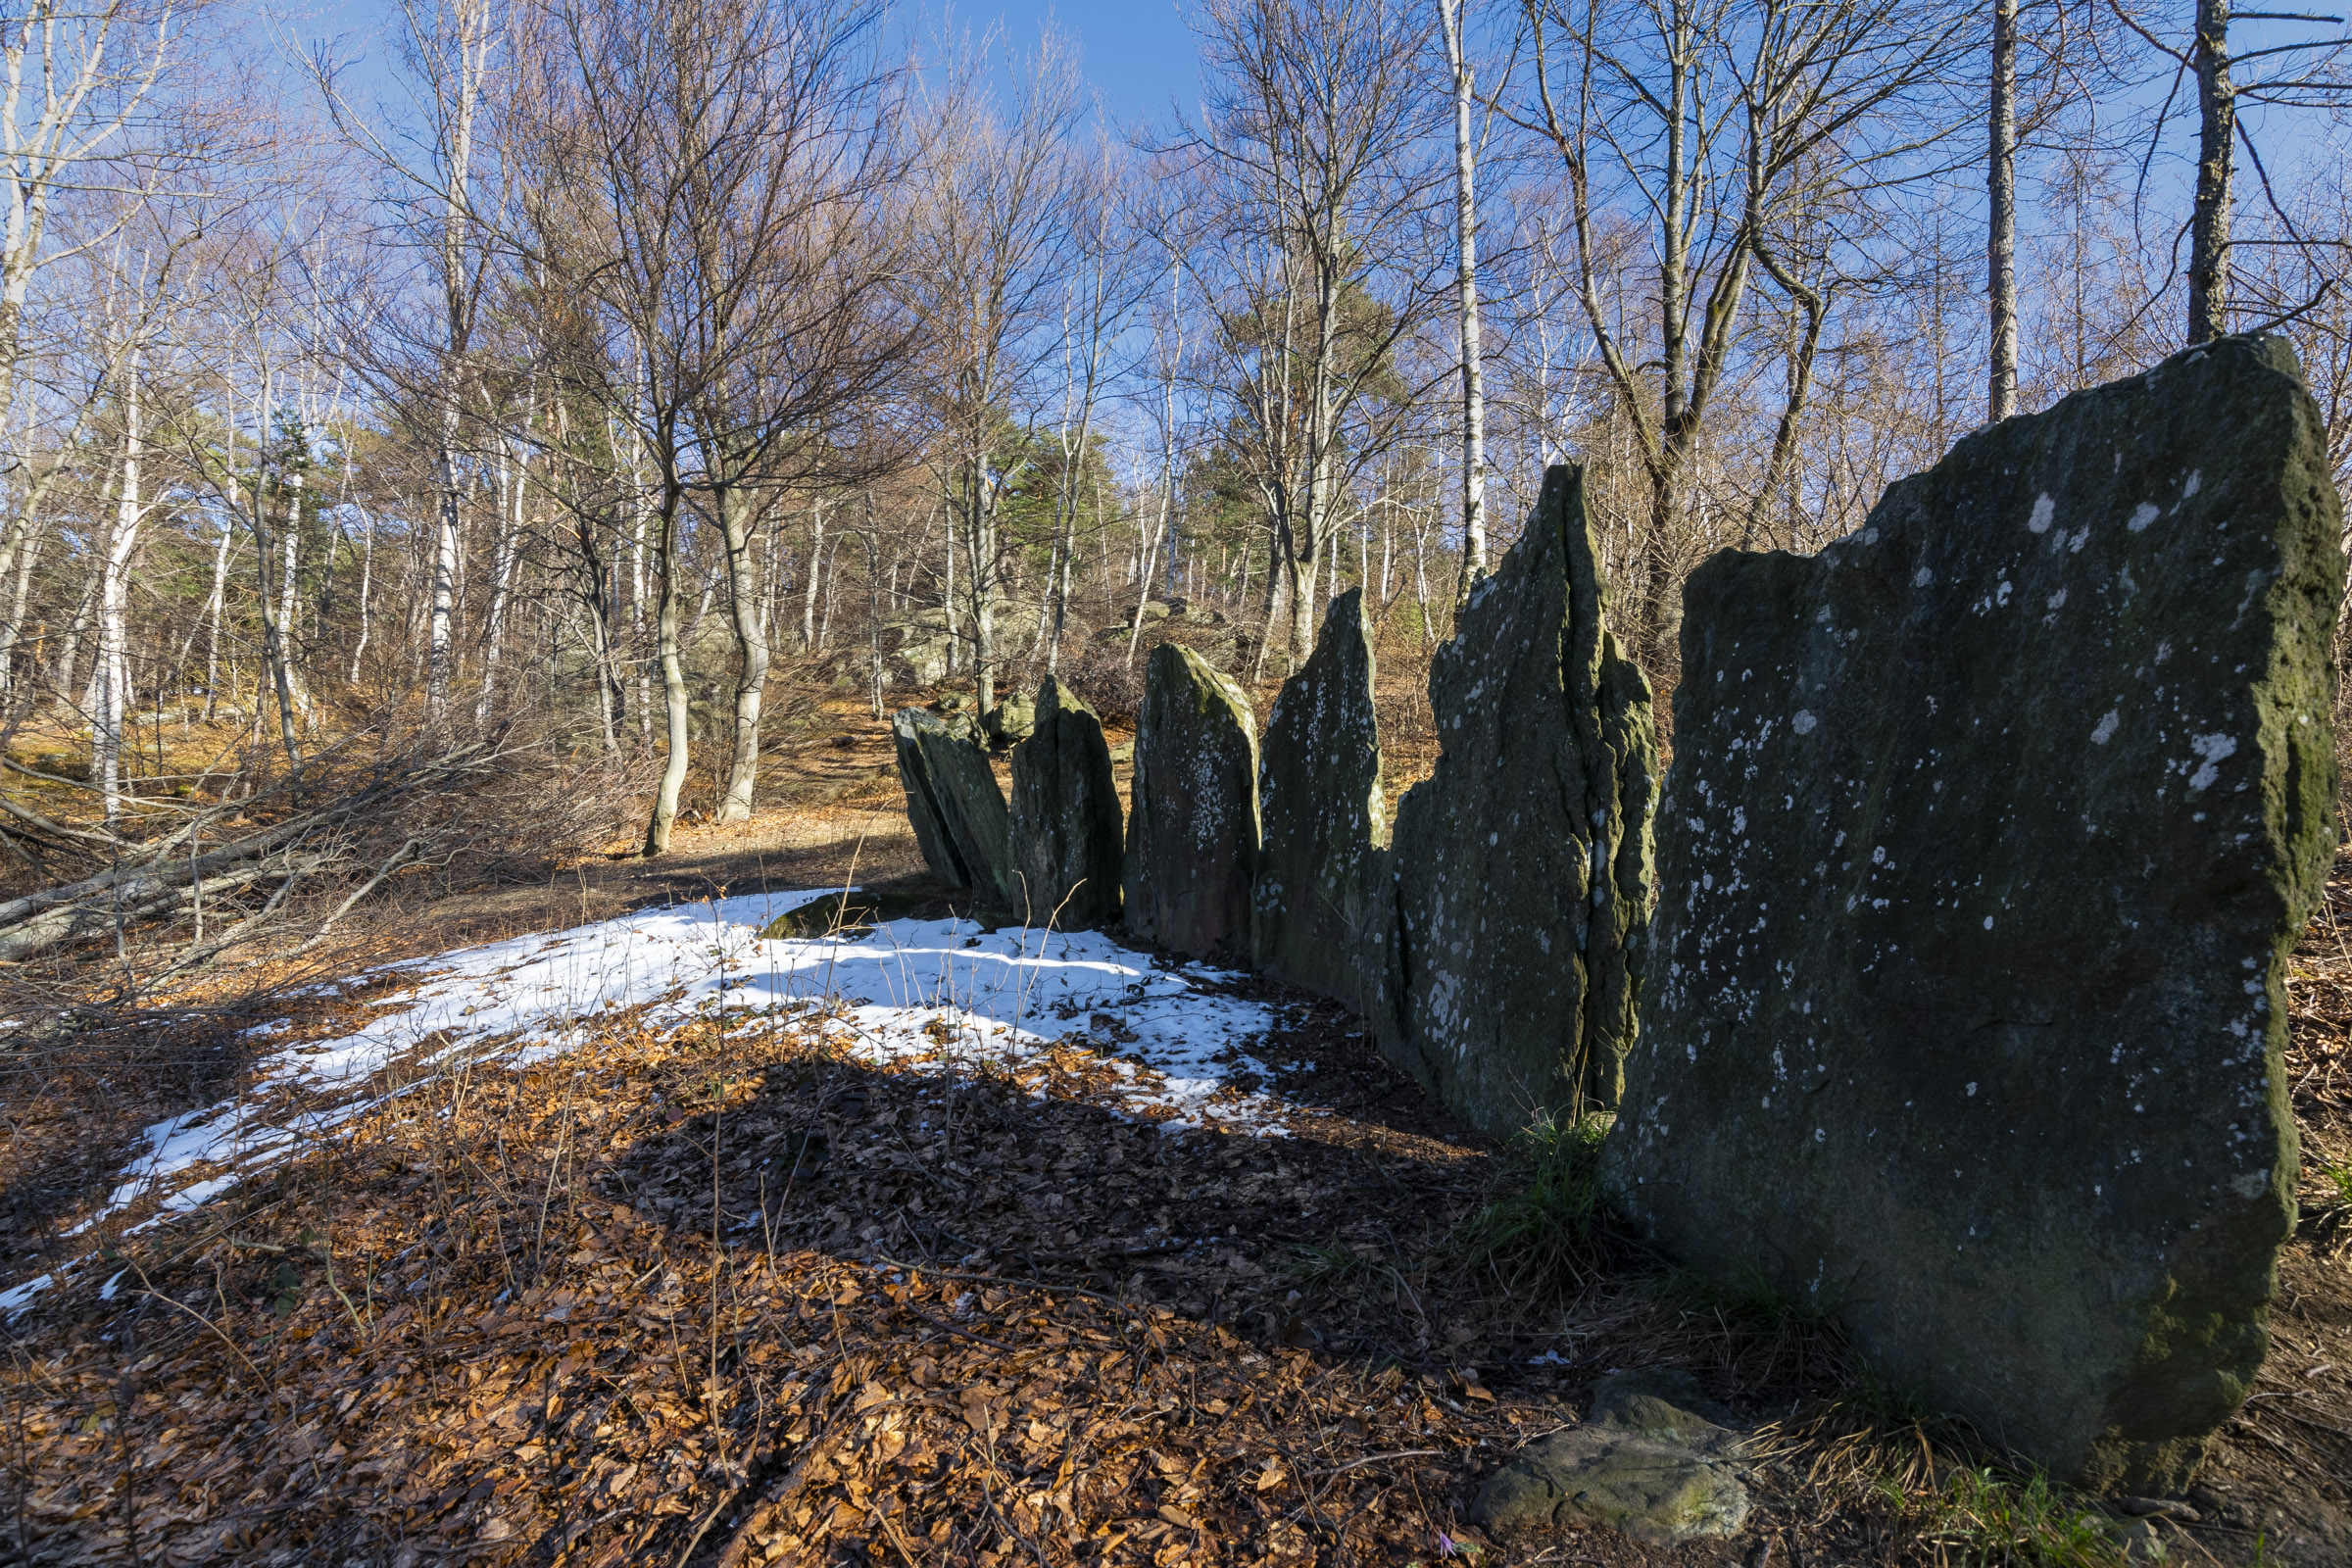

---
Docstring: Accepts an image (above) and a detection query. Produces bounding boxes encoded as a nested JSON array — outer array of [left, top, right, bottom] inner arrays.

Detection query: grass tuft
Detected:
[[1670, 1263, 1848, 1386], [1759, 1371, 1971, 1494], [1904, 1465, 2138, 1567], [1457, 1108, 1612, 1297]]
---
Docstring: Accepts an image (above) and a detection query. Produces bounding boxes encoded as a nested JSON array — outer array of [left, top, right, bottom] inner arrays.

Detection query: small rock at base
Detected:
[[1469, 1366, 1749, 1544]]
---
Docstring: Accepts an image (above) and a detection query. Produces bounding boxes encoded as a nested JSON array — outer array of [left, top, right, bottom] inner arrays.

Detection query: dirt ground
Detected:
[[3, 687, 2348, 1567]]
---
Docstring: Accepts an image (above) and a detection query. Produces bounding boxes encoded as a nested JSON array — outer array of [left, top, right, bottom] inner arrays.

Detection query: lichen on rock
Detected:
[[1603, 333, 2344, 1493], [1008, 677, 1124, 929], [1123, 643, 1261, 958], [1251, 588, 1389, 1013], [1469, 1368, 1749, 1544], [1382, 465, 1658, 1136], [891, 708, 1014, 906]]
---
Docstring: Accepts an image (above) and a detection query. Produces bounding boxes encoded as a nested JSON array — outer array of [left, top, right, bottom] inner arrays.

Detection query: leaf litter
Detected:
[[6, 866, 2350, 1566]]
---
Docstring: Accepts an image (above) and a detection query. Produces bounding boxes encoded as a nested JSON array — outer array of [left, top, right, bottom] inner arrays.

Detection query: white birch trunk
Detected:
[[1439, 0, 1487, 588], [96, 364, 142, 823], [1987, 0, 2018, 420], [348, 505, 375, 686]]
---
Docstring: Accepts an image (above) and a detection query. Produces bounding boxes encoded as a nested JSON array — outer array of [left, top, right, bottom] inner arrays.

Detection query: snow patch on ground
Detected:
[[9, 892, 1291, 1315]]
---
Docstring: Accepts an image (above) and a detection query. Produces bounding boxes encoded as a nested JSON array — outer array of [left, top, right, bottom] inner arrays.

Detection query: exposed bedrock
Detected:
[[1382, 465, 1659, 1137], [1123, 643, 1261, 958], [891, 707, 1014, 906], [1008, 676, 1124, 928], [1251, 588, 1390, 1014], [1602, 333, 2344, 1492]]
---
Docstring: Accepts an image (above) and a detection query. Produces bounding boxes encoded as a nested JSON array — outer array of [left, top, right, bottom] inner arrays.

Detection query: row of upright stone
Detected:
[[894, 464, 1661, 1139], [891, 333, 2344, 1497]]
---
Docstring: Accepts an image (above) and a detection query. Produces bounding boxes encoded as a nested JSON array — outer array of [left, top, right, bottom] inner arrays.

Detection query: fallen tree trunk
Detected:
[[0, 742, 496, 966], [0, 852, 330, 963]]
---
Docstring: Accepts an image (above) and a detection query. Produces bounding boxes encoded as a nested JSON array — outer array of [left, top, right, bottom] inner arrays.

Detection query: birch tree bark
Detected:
[[1437, 0, 1487, 591], [0, 0, 172, 476], [713, 452, 771, 823], [422, 0, 495, 726], [1987, 0, 2019, 418], [2188, 0, 2234, 345], [95, 356, 143, 823]]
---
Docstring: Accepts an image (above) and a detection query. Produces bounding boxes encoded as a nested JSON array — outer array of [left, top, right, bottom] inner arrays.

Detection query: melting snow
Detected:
[[8, 892, 1291, 1315]]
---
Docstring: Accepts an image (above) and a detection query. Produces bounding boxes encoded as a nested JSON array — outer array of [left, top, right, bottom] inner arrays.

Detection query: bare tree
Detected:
[[1040, 128, 1146, 674], [310, 0, 500, 728], [1988, 0, 2019, 417], [1519, 0, 1972, 667], [526, 0, 910, 847], [2110, 1, 2348, 348], [0, 0, 178, 659], [906, 27, 1086, 714], [1179, 0, 1446, 672]]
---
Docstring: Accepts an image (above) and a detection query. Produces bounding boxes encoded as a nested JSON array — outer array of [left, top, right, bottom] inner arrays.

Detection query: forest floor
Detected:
[[3, 692, 2349, 1568]]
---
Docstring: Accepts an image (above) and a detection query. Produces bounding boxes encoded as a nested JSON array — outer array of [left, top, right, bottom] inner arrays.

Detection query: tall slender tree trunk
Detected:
[[348, 507, 375, 686], [716, 474, 769, 822], [801, 497, 825, 650], [427, 0, 488, 725], [475, 439, 521, 727], [280, 469, 309, 724], [1987, 0, 2019, 420], [629, 439, 653, 750], [962, 454, 998, 712], [1439, 0, 1487, 592], [53, 559, 95, 704], [428, 424, 463, 718], [644, 495, 691, 856], [96, 368, 142, 824], [252, 459, 301, 767], [861, 514, 885, 719], [0, 512, 44, 695], [2188, 0, 2234, 345]]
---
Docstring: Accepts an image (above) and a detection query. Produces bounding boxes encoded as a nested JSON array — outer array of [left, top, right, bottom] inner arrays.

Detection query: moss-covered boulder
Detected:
[[1383, 466, 1658, 1135], [1123, 643, 1259, 958], [891, 708, 1013, 906], [1008, 677, 1124, 928], [983, 689, 1036, 747], [1251, 589, 1390, 1014], [1604, 334, 2343, 1493], [758, 889, 946, 939], [1469, 1370, 1748, 1544]]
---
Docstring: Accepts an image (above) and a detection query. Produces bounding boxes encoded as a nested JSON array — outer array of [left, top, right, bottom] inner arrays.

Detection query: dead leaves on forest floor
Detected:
[[8, 858, 2352, 1567], [3, 995, 1619, 1568]]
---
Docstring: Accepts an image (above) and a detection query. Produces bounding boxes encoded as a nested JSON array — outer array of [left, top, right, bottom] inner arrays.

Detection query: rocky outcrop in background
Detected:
[[1604, 333, 2344, 1492]]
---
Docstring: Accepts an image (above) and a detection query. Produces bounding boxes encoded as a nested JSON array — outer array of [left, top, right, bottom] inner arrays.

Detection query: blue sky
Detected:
[[298, 1, 1206, 133], [963, 1, 1200, 127]]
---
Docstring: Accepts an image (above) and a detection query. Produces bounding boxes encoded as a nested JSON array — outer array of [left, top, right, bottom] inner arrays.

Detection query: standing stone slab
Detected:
[[1252, 589, 1390, 1013], [1124, 643, 1260, 958], [1008, 677, 1124, 927], [1384, 465, 1658, 1136], [1603, 335, 2343, 1493], [892, 708, 1014, 906]]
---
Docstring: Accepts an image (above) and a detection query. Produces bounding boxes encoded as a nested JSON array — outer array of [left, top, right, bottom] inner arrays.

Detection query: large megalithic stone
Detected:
[[1008, 676, 1124, 927], [891, 708, 1014, 906], [1603, 334, 2343, 1493], [1383, 465, 1658, 1135], [1251, 588, 1389, 1012], [1123, 643, 1260, 958]]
